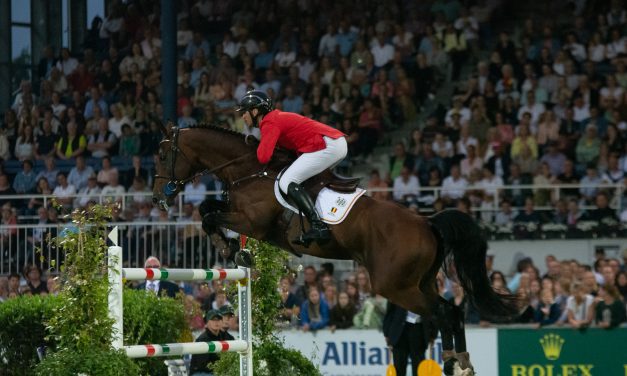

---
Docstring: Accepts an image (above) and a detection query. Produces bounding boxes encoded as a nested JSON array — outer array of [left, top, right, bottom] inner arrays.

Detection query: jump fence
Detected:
[[107, 227, 253, 376]]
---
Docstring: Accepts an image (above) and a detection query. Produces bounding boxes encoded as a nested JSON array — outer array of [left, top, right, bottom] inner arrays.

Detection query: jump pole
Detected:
[[107, 227, 253, 375]]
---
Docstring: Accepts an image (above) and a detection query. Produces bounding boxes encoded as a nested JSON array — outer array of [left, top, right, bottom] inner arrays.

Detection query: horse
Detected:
[[152, 124, 518, 371]]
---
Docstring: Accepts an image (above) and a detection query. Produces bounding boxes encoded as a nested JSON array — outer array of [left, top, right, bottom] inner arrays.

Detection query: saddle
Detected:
[[315, 171, 361, 193]]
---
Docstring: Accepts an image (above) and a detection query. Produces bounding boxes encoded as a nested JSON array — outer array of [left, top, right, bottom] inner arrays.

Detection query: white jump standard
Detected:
[[107, 227, 253, 375]]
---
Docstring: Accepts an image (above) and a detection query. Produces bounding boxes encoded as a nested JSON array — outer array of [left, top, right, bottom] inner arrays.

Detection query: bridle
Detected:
[[153, 127, 274, 207]]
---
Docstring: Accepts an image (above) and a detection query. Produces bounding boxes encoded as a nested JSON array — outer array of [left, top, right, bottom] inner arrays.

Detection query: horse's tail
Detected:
[[429, 209, 518, 321]]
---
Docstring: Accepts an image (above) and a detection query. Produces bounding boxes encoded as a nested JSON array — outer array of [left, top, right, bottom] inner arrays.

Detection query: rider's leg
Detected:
[[279, 136, 347, 244]]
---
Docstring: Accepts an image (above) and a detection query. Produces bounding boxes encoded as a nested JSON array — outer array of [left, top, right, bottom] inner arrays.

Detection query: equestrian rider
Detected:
[[236, 90, 347, 245]]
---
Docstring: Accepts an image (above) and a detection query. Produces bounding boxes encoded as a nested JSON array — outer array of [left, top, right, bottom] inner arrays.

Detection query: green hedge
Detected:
[[0, 294, 60, 375], [0, 289, 187, 376]]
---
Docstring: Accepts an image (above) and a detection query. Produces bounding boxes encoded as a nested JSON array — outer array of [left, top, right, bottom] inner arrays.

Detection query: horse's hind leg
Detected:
[[436, 297, 474, 374]]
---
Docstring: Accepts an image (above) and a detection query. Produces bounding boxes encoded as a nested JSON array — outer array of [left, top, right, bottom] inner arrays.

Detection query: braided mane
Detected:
[[185, 122, 294, 165]]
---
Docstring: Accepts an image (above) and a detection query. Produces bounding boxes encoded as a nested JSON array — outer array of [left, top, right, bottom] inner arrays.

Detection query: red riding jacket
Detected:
[[256, 110, 345, 164]]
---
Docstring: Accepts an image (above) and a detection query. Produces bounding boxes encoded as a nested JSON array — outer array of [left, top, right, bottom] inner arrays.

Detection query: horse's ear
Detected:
[[159, 121, 176, 138]]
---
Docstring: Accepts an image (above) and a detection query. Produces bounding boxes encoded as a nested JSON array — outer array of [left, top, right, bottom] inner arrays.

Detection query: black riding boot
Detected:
[[287, 183, 331, 246]]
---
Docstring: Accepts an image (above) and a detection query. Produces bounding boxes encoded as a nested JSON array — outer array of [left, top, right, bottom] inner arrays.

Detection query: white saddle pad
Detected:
[[274, 180, 366, 225]]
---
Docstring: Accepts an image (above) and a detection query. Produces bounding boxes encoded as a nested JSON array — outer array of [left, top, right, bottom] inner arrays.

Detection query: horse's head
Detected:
[[152, 124, 196, 210]]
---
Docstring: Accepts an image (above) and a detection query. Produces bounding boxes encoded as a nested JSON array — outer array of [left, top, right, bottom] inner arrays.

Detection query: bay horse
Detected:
[[152, 124, 517, 371]]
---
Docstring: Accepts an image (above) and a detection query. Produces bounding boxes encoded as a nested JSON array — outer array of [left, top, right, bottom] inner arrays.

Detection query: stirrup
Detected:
[[292, 226, 331, 248]]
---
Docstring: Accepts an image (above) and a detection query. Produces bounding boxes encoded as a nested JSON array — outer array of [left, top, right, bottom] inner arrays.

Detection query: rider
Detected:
[[236, 89, 347, 246]]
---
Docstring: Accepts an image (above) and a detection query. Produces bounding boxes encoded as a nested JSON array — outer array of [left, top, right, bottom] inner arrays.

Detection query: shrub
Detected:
[[0, 290, 188, 376], [0, 294, 59, 375]]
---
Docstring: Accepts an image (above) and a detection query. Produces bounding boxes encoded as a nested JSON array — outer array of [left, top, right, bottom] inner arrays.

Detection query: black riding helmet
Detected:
[[235, 90, 274, 115]]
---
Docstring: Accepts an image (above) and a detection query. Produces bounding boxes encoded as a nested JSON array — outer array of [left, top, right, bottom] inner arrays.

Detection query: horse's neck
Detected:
[[184, 129, 253, 179]]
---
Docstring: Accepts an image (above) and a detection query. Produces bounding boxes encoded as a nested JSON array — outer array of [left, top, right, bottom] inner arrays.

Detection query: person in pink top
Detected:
[[236, 90, 347, 246]]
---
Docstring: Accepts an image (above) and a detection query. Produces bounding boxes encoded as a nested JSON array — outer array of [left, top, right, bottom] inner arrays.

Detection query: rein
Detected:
[[155, 127, 275, 197]]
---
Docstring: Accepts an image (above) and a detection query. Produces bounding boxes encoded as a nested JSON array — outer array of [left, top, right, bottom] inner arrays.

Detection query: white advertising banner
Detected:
[[279, 327, 497, 376]]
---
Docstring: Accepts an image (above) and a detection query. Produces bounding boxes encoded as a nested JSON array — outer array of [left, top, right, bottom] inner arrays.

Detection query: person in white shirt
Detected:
[[445, 97, 471, 126], [441, 165, 468, 203], [55, 48, 79, 76], [318, 24, 338, 57], [183, 177, 207, 207], [52, 172, 76, 210], [75, 174, 101, 208], [517, 92, 546, 127], [100, 174, 126, 204], [565, 282, 595, 328], [370, 33, 395, 68], [392, 167, 420, 206]]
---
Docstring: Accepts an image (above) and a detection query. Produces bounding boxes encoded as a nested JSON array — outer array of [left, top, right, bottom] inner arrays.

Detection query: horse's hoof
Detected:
[[235, 250, 253, 268]]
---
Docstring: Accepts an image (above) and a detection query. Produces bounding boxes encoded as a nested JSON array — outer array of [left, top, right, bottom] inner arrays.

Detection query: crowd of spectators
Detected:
[[2, 250, 626, 331], [364, 0, 627, 232]]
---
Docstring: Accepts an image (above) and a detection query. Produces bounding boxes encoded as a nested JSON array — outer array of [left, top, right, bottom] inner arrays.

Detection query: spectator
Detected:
[[100, 173, 125, 204], [108, 104, 131, 138], [34, 118, 59, 159], [75, 174, 101, 209], [370, 32, 395, 68], [178, 104, 197, 128], [495, 199, 516, 226], [575, 124, 601, 169], [579, 164, 602, 203], [189, 309, 234, 376], [55, 48, 78, 76], [83, 87, 109, 119], [278, 276, 299, 327], [281, 85, 303, 114], [587, 192, 618, 222], [67, 155, 94, 192], [367, 169, 390, 201], [13, 160, 37, 195], [460, 144, 483, 178], [96, 156, 118, 187], [300, 288, 329, 332], [540, 141, 566, 176], [566, 281, 595, 329], [183, 177, 207, 207], [534, 289, 562, 326], [118, 124, 140, 157], [55, 121, 86, 160], [594, 284, 626, 329], [52, 172, 75, 210], [27, 177, 52, 214], [87, 118, 118, 158], [441, 22, 467, 80], [295, 266, 318, 304], [184, 32, 210, 62], [353, 294, 387, 329], [329, 291, 357, 331], [14, 124, 36, 161], [135, 256, 181, 297], [389, 142, 414, 181], [441, 164, 468, 203], [392, 166, 420, 206], [23, 264, 48, 295], [514, 197, 543, 225]]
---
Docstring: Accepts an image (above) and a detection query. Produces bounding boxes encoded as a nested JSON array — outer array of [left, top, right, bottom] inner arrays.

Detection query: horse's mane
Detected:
[[188, 122, 295, 166]]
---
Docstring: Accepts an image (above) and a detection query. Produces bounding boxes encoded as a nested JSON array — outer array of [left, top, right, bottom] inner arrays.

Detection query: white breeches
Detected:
[[279, 136, 348, 193]]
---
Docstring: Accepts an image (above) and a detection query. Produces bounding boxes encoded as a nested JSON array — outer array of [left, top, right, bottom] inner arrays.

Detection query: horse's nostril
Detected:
[[152, 197, 159, 204]]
